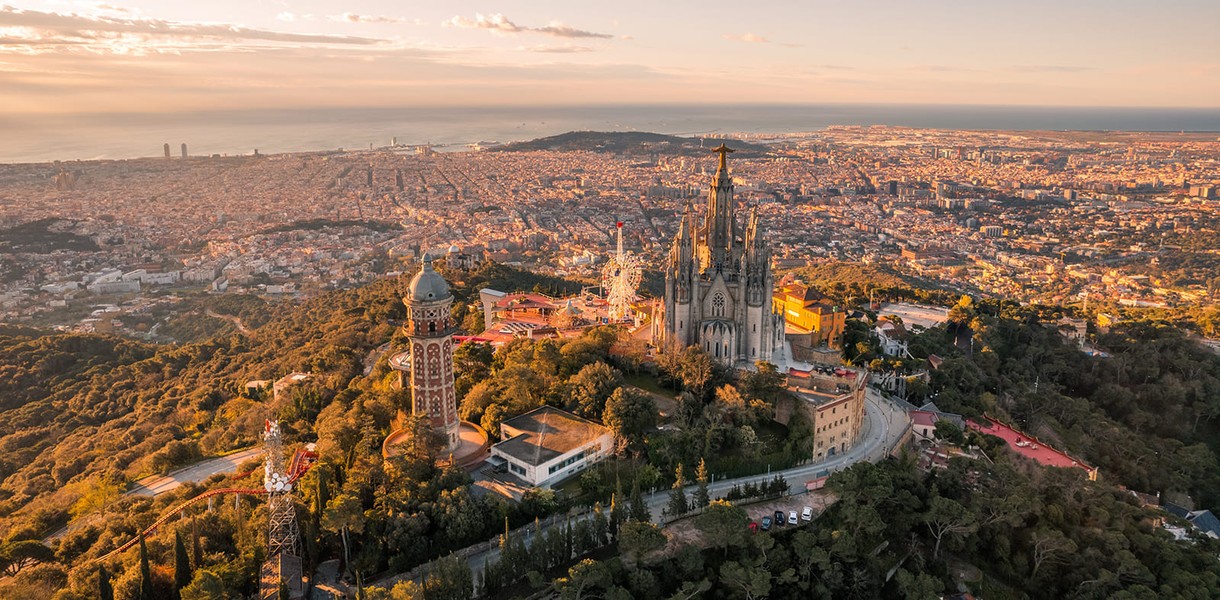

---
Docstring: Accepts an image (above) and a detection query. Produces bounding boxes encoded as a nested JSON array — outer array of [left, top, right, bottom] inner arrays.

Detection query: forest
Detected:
[[2, 258, 1220, 598], [531, 456, 1220, 600], [903, 296, 1220, 513]]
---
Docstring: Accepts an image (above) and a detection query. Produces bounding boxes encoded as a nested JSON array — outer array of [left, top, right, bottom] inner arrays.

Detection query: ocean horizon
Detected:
[[4, 103, 1220, 165]]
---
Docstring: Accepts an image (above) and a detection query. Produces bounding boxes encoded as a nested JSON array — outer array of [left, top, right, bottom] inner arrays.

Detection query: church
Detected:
[[655, 145, 788, 367]]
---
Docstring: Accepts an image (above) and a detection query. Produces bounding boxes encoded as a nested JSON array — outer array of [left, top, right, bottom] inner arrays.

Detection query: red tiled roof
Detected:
[[910, 410, 939, 428]]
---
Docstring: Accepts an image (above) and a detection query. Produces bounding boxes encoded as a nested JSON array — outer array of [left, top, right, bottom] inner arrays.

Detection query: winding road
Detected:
[[44, 447, 263, 543], [128, 447, 264, 497], [371, 389, 911, 590]]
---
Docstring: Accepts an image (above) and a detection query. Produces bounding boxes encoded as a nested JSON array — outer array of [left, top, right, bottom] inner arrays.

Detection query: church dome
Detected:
[[448, 244, 461, 254], [407, 253, 451, 302]]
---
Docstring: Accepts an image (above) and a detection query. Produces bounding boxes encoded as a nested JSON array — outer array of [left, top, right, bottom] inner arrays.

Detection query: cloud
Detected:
[[520, 45, 594, 54], [446, 13, 612, 39], [0, 5, 384, 54], [1005, 65, 1098, 73], [276, 12, 296, 22], [723, 32, 801, 47], [328, 13, 419, 25], [533, 22, 612, 39], [724, 32, 770, 44], [446, 13, 520, 34]]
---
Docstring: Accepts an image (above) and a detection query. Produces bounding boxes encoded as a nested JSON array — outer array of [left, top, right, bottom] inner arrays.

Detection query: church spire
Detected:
[[711, 143, 734, 186], [703, 144, 736, 272]]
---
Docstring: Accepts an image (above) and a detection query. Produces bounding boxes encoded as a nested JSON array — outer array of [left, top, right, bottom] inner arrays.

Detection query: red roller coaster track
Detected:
[[94, 449, 317, 564]]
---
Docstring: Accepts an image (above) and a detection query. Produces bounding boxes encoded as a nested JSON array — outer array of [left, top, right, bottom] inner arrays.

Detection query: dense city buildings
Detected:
[[0, 128, 1215, 341]]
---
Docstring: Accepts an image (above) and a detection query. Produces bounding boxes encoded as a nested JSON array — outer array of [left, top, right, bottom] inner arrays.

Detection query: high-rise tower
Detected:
[[402, 254, 460, 450]]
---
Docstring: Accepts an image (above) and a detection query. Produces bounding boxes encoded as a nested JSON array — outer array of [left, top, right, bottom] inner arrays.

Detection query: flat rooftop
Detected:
[[493, 406, 609, 467], [876, 302, 950, 330], [789, 386, 845, 407]]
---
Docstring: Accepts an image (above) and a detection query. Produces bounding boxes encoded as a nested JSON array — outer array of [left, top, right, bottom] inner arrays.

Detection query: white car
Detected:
[[788, 510, 799, 525], [801, 506, 813, 521]]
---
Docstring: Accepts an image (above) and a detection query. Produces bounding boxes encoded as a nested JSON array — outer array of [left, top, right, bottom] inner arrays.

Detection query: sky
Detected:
[[1, 0, 1218, 116]]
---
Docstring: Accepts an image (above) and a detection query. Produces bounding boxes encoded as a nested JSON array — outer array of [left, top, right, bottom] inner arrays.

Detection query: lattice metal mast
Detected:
[[263, 420, 299, 557], [602, 221, 644, 322]]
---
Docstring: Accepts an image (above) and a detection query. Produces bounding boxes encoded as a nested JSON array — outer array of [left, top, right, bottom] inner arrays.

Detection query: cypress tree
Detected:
[[694, 457, 711, 508], [668, 464, 688, 517], [138, 534, 153, 600], [630, 478, 650, 522], [98, 565, 114, 600], [174, 531, 192, 596], [191, 518, 202, 568]]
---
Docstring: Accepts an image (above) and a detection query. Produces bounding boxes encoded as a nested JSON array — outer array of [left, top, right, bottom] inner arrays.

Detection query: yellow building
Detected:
[[772, 282, 845, 351]]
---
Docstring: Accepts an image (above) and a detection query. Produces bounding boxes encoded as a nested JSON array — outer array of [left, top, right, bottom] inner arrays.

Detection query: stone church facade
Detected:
[[655, 146, 787, 366]]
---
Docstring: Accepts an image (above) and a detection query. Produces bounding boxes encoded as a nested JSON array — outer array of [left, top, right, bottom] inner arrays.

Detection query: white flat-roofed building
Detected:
[[491, 406, 613, 488]]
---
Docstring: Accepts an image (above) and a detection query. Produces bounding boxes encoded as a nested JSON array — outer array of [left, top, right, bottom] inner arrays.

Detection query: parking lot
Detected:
[[663, 490, 837, 547], [741, 490, 835, 530]]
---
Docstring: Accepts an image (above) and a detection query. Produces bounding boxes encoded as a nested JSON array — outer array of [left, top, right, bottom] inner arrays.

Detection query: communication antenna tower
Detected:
[[601, 221, 644, 322], [263, 420, 299, 557]]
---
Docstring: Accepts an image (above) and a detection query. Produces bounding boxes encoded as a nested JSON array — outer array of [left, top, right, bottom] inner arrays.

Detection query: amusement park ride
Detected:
[[95, 420, 318, 599], [601, 221, 644, 322]]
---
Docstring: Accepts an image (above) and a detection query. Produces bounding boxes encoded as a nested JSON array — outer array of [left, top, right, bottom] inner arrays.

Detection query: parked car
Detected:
[[788, 510, 799, 525], [761, 516, 772, 530], [801, 506, 813, 521], [774, 511, 786, 526], [748, 521, 759, 533]]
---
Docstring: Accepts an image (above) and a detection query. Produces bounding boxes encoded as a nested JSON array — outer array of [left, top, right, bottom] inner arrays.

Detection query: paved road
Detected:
[[364, 342, 392, 376], [128, 447, 264, 496], [648, 388, 909, 522], [45, 447, 264, 543], [447, 389, 911, 586]]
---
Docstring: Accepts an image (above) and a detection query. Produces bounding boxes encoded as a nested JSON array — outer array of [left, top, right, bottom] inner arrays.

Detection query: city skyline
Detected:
[[2, 0, 1219, 115]]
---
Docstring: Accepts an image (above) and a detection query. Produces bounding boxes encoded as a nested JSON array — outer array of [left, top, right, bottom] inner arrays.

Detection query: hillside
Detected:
[[489, 131, 773, 157], [783, 261, 958, 306]]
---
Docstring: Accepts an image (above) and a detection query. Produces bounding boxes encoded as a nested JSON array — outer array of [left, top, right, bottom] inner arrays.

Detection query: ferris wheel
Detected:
[[602, 221, 644, 322]]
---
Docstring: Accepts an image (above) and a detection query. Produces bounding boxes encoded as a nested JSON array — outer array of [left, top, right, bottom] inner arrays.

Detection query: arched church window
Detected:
[[712, 292, 725, 317], [429, 322, 436, 333]]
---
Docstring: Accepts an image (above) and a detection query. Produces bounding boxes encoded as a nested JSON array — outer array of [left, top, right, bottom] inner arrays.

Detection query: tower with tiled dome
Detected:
[[402, 253, 460, 450]]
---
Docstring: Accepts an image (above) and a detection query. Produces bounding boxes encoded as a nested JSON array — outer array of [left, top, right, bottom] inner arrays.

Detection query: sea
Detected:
[[3, 103, 1220, 164]]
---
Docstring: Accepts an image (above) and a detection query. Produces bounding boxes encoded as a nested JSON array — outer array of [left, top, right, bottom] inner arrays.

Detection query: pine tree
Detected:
[[694, 457, 711, 508], [668, 464, 688, 517], [630, 478, 650, 522], [138, 534, 153, 600], [98, 565, 114, 600], [174, 531, 192, 597]]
